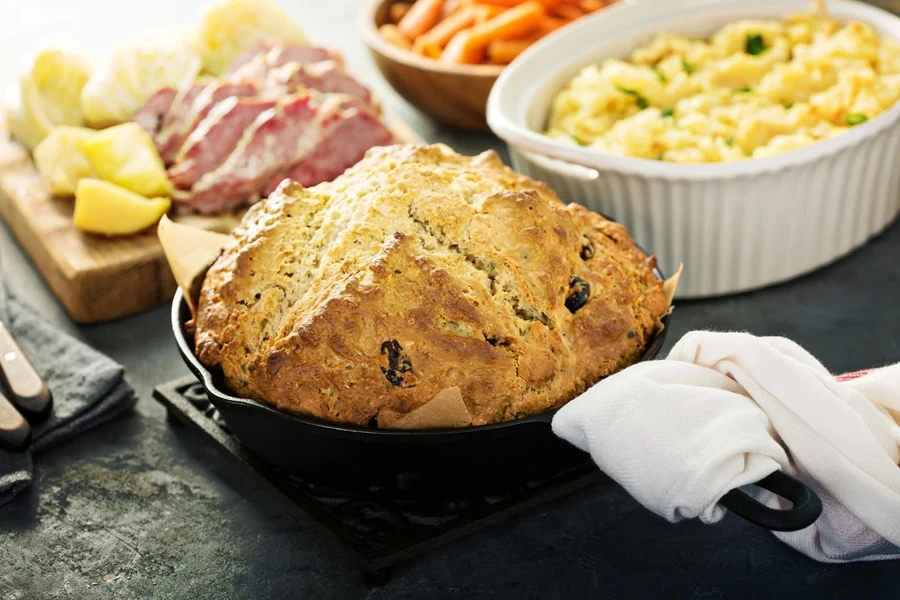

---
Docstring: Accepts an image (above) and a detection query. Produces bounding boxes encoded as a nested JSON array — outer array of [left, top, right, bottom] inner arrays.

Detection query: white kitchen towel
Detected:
[[552, 331, 900, 563]]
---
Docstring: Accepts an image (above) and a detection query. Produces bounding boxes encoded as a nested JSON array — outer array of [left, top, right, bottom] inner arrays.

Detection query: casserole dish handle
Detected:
[[719, 471, 822, 532]]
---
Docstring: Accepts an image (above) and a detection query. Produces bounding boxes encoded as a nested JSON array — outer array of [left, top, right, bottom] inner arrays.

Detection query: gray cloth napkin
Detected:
[[0, 290, 136, 507]]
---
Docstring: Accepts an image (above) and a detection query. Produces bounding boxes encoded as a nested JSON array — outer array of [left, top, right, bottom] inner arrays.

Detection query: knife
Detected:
[[0, 322, 52, 422], [0, 389, 30, 452]]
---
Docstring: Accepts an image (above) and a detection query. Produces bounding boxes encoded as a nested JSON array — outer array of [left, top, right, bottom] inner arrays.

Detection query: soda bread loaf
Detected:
[[195, 144, 668, 427]]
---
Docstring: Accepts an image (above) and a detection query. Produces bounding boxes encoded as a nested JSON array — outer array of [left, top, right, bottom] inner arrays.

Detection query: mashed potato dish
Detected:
[[545, 9, 900, 163]]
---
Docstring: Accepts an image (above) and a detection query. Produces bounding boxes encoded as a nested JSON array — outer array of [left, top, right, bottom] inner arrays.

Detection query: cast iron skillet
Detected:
[[172, 283, 821, 532]]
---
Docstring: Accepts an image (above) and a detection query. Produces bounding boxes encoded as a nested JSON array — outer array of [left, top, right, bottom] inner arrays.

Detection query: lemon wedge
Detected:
[[80, 39, 201, 128], [74, 179, 171, 236], [7, 49, 92, 150], [81, 122, 172, 197], [192, 0, 307, 75], [33, 126, 96, 196]]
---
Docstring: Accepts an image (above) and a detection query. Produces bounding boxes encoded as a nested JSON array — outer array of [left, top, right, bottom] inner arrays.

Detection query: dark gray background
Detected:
[[1, 1, 900, 598]]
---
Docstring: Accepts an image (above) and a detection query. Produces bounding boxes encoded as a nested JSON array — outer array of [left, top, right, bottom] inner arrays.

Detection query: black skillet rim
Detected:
[[172, 266, 670, 439]]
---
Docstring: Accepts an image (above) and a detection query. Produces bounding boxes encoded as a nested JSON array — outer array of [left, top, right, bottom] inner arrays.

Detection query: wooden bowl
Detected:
[[360, 0, 504, 131]]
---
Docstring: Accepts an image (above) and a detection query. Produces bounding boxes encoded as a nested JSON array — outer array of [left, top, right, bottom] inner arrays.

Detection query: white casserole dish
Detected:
[[486, 0, 900, 297]]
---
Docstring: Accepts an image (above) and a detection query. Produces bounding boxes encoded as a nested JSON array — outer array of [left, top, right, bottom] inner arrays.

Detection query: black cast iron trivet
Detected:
[[153, 376, 605, 583]]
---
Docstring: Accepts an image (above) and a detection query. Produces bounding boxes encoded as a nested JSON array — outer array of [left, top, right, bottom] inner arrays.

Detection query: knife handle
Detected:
[[0, 322, 52, 422], [0, 389, 30, 452]]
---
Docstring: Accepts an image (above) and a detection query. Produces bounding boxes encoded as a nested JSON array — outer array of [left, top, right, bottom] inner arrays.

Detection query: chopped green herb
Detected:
[[616, 86, 649, 110], [660, 108, 675, 118], [726, 137, 735, 147], [681, 59, 695, 75], [785, 103, 794, 109], [746, 33, 766, 56], [846, 113, 868, 126], [656, 152, 666, 161], [735, 86, 752, 93], [654, 67, 668, 83]]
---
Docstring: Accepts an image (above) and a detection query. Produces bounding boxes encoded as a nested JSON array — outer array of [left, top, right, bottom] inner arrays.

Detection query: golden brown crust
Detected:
[[195, 144, 667, 427]]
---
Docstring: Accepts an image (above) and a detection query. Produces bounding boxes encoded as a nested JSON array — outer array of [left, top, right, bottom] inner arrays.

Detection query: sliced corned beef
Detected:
[[153, 83, 207, 154], [174, 94, 320, 214], [132, 88, 177, 137], [262, 60, 376, 110], [263, 97, 394, 195], [157, 80, 258, 163], [223, 43, 276, 75], [168, 96, 277, 190], [174, 95, 394, 214], [226, 43, 342, 81], [134, 40, 389, 215], [273, 107, 395, 190]]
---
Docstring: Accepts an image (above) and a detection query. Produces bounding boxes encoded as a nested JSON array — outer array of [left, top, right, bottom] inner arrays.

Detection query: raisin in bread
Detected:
[[195, 144, 668, 427]]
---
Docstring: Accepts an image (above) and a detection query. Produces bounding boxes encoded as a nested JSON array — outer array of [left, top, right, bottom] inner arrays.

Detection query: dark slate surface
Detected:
[[1, 180, 898, 600], [1, 1, 900, 596], [0, 213, 896, 600]]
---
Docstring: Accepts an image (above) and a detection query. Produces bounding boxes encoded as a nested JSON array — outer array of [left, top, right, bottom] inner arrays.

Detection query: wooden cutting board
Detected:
[[0, 116, 422, 323]]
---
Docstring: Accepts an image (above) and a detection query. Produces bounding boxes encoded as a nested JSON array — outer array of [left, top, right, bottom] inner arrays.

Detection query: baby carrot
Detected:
[[553, 3, 584, 19], [486, 38, 532, 64], [537, 0, 562, 11], [380, 24, 413, 49], [442, 31, 485, 63], [442, 1, 545, 63], [475, 4, 506, 21], [390, 2, 413, 24], [418, 6, 478, 48], [413, 39, 441, 58], [579, 0, 606, 12], [398, 0, 445, 40], [469, 0, 560, 8], [443, 0, 462, 16], [469, 0, 524, 6], [534, 15, 568, 34]]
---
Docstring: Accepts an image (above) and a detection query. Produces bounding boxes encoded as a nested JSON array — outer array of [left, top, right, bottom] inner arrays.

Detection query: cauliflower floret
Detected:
[[544, 8, 900, 163], [598, 61, 667, 107], [710, 20, 787, 56], [877, 39, 900, 74], [590, 110, 667, 159], [708, 53, 777, 90], [631, 33, 714, 69], [753, 132, 818, 158], [806, 20, 880, 63], [734, 106, 799, 153], [757, 60, 837, 105]]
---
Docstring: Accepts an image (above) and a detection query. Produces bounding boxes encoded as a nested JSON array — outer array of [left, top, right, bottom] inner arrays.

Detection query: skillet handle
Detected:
[[719, 471, 822, 532]]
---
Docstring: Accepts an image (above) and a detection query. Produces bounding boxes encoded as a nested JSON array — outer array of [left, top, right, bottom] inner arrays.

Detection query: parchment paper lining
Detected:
[[658, 263, 682, 333], [386, 387, 472, 429], [158, 215, 231, 320]]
